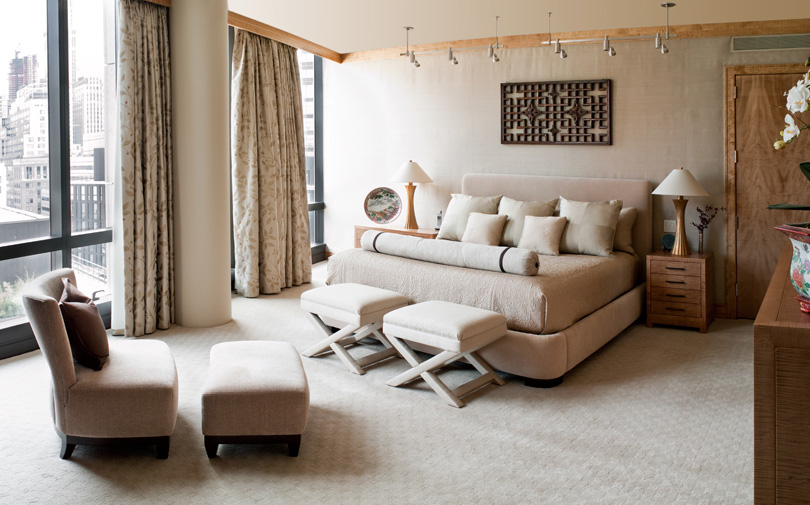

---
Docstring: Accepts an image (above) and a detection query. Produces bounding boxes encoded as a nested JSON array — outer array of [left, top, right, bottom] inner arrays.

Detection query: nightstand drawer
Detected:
[[649, 300, 702, 318], [650, 286, 703, 305], [650, 261, 701, 277], [649, 274, 701, 291]]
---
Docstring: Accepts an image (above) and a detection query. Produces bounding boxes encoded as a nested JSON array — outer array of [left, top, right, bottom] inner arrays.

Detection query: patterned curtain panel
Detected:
[[231, 29, 312, 297], [117, 0, 174, 337]]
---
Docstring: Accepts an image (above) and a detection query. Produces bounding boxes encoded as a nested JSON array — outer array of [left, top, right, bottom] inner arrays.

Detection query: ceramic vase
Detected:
[[775, 223, 810, 311]]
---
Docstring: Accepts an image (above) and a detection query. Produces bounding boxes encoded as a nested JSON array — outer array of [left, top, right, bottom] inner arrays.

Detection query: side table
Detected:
[[646, 250, 713, 332]]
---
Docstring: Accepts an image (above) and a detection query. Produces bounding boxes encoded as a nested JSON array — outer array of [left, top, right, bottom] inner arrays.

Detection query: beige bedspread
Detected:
[[326, 249, 639, 334]]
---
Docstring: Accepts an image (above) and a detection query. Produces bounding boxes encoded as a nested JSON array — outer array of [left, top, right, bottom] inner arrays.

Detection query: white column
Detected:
[[170, 0, 232, 327]]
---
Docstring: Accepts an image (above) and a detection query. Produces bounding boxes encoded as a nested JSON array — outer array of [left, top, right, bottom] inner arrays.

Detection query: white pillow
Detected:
[[461, 213, 508, 246], [612, 207, 637, 255], [437, 194, 502, 241], [517, 216, 568, 256], [558, 197, 623, 257], [497, 196, 558, 247]]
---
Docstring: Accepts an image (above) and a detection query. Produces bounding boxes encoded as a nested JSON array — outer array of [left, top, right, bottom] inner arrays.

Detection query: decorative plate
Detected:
[[364, 187, 402, 224]]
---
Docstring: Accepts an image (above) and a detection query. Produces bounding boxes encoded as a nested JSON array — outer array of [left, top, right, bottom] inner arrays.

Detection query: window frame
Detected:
[[0, 0, 113, 359]]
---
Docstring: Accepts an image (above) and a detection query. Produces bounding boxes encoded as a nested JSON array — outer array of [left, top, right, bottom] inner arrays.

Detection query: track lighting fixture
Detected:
[[400, 16, 502, 68], [545, 3, 676, 59]]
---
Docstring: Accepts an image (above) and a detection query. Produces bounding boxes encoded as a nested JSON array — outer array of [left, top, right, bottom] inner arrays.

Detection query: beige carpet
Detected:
[[0, 263, 753, 504]]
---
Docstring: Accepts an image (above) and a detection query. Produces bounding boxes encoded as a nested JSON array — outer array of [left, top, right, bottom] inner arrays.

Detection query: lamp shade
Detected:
[[391, 160, 432, 184], [652, 167, 709, 197]]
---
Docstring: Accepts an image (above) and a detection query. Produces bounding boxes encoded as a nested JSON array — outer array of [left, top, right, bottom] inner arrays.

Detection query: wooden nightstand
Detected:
[[646, 250, 714, 333], [354, 224, 439, 248]]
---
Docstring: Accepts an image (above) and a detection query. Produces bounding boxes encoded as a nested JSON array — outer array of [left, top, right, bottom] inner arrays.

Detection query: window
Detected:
[[0, 0, 114, 358], [297, 50, 324, 261]]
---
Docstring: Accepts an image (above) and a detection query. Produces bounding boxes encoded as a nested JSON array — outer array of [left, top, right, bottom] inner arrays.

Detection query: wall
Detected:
[[322, 35, 808, 306]]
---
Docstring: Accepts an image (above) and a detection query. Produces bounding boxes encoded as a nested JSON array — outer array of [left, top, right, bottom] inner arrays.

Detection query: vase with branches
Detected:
[[691, 205, 725, 254]]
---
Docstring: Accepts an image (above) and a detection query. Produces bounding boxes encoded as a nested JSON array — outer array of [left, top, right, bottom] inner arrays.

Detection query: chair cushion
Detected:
[[301, 283, 408, 327], [202, 341, 309, 436], [59, 278, 109, 371], [65, 339, 178, 438], [383, 301, 507, 353]]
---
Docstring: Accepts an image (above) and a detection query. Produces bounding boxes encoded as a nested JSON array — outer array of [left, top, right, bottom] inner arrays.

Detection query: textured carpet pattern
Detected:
[[0, 264, 753, 504]]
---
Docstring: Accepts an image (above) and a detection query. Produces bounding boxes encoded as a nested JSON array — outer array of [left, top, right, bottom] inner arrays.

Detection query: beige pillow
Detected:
[[437, 194, 502, 241], [461, 213, 508, 246], [497, 196, 558, 247], [613, 207, 637, 255], [559, 197, 623, 257], [517, 216, 568, 256]]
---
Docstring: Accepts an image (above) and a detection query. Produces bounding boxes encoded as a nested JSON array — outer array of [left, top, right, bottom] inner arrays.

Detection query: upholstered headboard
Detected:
[[462, 173, 653, 259]]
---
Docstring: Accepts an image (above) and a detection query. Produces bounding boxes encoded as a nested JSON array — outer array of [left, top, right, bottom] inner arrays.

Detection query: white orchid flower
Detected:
[[786, 79, 810, 113], [783, 114, 800, 142]]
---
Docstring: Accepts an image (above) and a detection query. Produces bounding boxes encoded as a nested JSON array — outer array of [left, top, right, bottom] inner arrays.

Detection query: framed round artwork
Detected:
[[364, 187, 402, 224]]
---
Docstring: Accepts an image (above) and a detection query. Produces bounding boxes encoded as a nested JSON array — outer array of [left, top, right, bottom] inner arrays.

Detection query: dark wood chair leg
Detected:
[[287, 435, 301, 457], [204, 437, 218, 458], [60, 438, 76, 460], [156, 437, 170, 459]]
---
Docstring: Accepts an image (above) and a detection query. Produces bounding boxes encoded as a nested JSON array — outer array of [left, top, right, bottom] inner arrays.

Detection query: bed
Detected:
[[327, 173, 652, 386]]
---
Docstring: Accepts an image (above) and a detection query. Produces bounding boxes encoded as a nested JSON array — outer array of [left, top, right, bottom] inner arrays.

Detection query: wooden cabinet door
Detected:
[[734, 71, 809, 319]]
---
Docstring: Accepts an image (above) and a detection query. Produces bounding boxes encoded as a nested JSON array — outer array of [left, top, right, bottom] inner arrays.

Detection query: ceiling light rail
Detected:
[[545, 3, 677, 58], [401, 16, 503, 68]]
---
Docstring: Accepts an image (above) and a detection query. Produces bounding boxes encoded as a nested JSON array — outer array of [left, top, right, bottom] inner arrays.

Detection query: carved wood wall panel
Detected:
[[501, 79, 612, 145]]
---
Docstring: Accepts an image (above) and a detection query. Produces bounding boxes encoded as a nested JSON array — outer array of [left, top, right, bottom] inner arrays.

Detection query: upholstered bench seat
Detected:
[[202, 341, 310, 457], [301, 283, 408, 374], [383, 301, 507, 408]]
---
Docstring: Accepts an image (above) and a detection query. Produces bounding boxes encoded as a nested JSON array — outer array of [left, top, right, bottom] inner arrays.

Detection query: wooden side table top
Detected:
[[354, 224, 439, 248]]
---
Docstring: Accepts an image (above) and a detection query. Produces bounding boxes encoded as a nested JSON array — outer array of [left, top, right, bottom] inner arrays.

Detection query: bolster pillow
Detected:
[[360, 231, 539, 276]]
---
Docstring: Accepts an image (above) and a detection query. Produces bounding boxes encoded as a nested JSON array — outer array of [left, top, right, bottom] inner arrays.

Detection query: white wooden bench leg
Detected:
[[304, 315, 398, 374], [385, 336, 503, 408]]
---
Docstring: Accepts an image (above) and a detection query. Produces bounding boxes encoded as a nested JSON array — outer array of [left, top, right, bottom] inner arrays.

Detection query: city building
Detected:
[[6, 51, 37, 112]]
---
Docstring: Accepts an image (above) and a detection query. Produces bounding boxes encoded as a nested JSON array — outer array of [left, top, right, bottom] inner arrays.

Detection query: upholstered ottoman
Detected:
[[383, 301, 507, 408], [301, 283, 408, 374], [202, 341, 309, 457]]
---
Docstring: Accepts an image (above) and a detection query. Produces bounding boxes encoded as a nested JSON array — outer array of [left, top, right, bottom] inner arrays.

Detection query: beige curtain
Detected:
[[117, 0, 174, 337], [231, 29, 312, 297]]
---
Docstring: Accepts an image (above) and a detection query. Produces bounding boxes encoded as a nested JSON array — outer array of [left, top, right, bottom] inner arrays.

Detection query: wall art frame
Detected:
[[501, 79, 612, 145]]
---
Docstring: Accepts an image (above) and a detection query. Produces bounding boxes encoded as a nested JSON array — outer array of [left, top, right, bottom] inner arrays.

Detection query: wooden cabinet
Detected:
[[754, 244, 810, 505], [354, 225, 439, 248], [646, 250, 713, 333]]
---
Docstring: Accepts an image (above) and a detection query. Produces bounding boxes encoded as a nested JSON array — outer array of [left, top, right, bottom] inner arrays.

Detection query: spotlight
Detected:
[[413, 60, 421, 68], [448, 48, 458, 65], [487, 44, 494, 58], [559, 49, 567, 59], [492, 53, 500, 63], [603, 35, 610, 51], [554, 38, 561, 54], [661, 44, 668, 54], [608, 47, 616, 56], [409, 51, 415, 64], [654, 32, 661, 49]]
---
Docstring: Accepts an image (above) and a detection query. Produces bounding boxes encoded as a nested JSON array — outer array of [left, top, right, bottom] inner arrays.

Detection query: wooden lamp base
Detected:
[[671, 196, 690, 256], [403, 183, 418, 230]]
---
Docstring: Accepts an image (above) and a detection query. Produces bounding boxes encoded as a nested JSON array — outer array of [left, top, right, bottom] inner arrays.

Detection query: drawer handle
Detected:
[[665, 280, 686, 284], [665, 294, 686, 298], [665, 266, 686, 271], [665, 307, 686, 312]]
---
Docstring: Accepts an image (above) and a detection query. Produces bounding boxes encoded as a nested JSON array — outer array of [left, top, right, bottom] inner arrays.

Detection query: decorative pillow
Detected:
[[497, 196, 558, 247], [437, 194, 502, 241], [461, 213, 508, 246], [559, 197, 623, 257], [59, 278, 109, 371], [517, 216, 568, 256], [613, 207, 637, 255]]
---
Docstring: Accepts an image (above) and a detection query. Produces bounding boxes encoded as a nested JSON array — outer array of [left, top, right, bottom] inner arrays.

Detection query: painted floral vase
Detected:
[[775, 223, 810, 311]]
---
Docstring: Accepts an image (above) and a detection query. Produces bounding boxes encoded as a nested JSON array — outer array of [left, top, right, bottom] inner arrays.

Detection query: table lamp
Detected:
[[391, 160, 432, 230], [652, 167, 709, 256]]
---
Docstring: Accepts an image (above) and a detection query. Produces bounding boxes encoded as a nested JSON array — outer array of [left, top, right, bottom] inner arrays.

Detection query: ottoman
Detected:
[[202, 341, 309, 457], [301, 283, 408, 374], [383, 301, 507, 408]]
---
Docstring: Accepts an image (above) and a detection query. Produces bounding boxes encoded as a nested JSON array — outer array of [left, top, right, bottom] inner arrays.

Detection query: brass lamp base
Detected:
[[403, 183, 418, 230], [671, 197, 690, 255]]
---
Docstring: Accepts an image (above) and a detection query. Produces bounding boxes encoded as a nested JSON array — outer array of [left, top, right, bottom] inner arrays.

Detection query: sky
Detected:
[[0, 0, 107, 99]]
